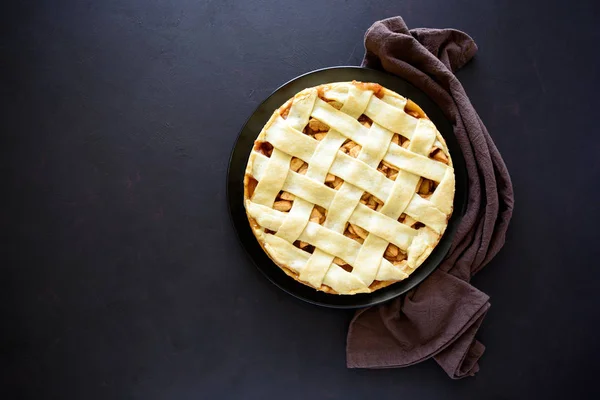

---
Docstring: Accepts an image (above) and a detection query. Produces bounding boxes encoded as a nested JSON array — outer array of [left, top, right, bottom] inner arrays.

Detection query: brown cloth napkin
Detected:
[[346, 17, 514, 379]]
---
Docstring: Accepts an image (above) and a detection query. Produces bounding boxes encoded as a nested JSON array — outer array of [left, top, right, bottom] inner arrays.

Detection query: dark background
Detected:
[[2, 0, 599, 399]]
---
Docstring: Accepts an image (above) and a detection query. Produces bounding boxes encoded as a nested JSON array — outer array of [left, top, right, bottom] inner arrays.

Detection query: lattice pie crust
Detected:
[[244, 82, 455, 294]]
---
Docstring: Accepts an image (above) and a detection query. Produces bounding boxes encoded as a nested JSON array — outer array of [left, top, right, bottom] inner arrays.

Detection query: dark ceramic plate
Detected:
[[227, 66, 467, 309]]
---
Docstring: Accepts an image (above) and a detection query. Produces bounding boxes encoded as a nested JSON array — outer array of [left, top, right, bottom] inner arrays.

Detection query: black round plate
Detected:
[[227, 66, 467, 309]]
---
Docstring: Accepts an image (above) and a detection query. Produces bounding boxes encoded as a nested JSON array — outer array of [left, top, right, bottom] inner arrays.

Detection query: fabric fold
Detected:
[[347, 269, 490, 377], [346, 17, 514, 378]]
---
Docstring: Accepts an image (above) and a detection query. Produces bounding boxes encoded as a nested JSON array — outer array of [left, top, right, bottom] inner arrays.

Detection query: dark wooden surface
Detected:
[[2, 1, 599, 399]]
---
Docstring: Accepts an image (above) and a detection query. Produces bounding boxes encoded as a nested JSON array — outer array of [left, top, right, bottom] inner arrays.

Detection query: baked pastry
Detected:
[[244, 81, 454, 294]]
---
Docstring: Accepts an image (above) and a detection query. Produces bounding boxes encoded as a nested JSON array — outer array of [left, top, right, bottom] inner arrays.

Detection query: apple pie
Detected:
[[243, 81, 455, 294]]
